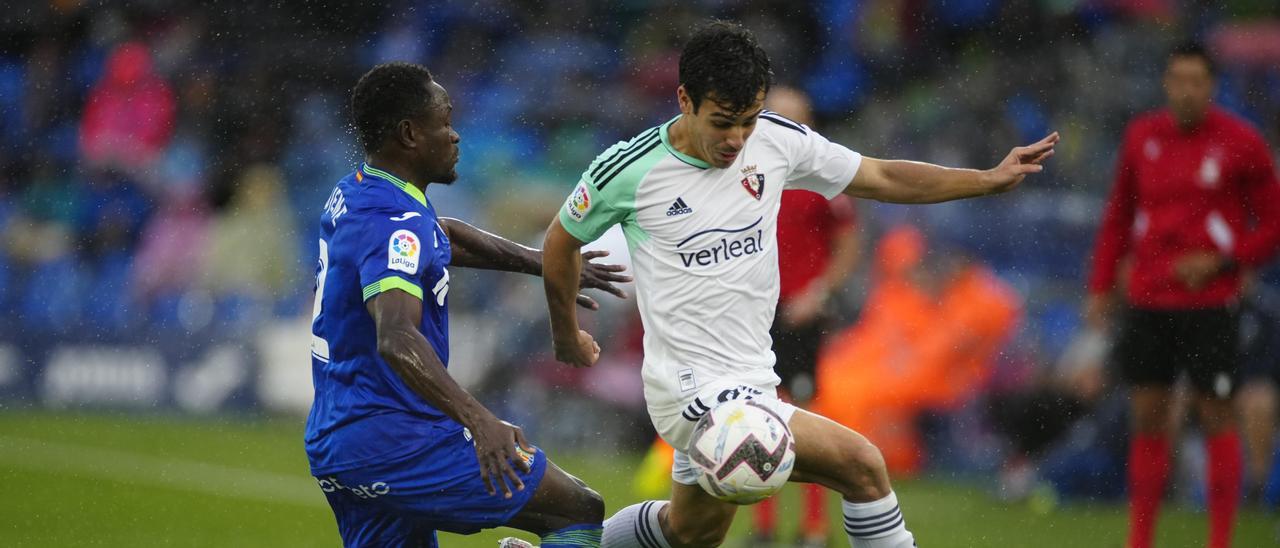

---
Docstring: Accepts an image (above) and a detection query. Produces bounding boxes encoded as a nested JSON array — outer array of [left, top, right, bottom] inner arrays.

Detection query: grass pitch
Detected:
[[0, 411, 1275, 547]]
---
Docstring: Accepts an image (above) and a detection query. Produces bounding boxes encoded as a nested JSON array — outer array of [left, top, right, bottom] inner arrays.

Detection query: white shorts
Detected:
[[650, 380, 797, 486]]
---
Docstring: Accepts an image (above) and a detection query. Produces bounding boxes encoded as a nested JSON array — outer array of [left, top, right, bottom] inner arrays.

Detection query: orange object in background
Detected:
[[811, 225, 1021, 475]]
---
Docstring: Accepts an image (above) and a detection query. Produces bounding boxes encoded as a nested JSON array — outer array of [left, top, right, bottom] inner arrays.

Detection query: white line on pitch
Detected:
[[0, 435, 327, 507]]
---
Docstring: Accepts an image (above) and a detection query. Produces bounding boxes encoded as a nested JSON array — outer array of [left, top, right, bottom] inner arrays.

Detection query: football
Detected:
[[686, 399, 796, 504]]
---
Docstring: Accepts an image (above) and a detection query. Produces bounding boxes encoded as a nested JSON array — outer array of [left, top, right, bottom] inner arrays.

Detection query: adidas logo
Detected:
[[667, 197, 693, 217]]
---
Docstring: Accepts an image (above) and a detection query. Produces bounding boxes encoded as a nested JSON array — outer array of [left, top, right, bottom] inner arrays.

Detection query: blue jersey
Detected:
[[305, 163, 455, 475]]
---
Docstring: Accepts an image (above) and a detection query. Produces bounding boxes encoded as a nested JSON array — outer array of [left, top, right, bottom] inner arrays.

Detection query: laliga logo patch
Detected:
[[566, 182, 592, 222], [388, 229, 421, 275], [740, 165, 765, 200]]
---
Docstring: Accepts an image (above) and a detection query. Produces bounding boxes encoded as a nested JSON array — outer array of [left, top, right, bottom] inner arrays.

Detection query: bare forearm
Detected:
[[440, 217, 541, 274], [542, 225, 584, 343], [377, 328, 491, 427], [875, 160, 994, 203], [821, 228, 860, 290], [849, 158, 999, 204]]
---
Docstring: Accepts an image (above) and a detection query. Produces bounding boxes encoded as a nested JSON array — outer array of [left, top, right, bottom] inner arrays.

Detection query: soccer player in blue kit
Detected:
[[306, 62, 628, 547]]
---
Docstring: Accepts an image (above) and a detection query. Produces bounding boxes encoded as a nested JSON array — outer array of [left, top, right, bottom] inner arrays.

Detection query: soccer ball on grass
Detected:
[[686, 399, 796, 504]]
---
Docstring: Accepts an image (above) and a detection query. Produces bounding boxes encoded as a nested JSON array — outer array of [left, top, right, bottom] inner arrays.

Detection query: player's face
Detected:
[[414, 82, 461, 184], [1163, 56, 1214, 127], [679, 87, 765, 169]]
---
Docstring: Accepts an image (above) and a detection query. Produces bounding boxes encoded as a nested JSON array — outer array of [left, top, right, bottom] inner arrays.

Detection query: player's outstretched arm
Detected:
[[542, 217, 601, 368], [368, 289, 533, 499], [844, 132, 1059, 204], [439, 217, 631, 309]]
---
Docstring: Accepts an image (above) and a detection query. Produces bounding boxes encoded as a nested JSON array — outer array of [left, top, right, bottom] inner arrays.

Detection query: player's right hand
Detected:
[[470, 415, 534, 499], [1082, 293, 1114, 331], [554, 329, 600, 368]]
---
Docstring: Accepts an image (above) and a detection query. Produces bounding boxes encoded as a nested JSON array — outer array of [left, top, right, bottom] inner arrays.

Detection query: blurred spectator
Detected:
[[131, 185, 212, 304], [812, 224, 1022, 475], [200, 164, 298, 318], [78, 41, 175, 173]]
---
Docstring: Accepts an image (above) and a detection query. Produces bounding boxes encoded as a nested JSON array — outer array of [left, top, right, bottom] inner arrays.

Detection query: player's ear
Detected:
[[395, 118, 417, 149], [677, 85, 694, 116]]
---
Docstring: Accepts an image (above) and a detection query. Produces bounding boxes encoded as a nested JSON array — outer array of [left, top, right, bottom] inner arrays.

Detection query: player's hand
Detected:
[[554, 329, 600, 368], [1174, 251, 1227, 290], [575, 250, 632, 310], [985, 132, 1059, 193], [781, 283, 828, 326], [470, 415, 535, 499], [1082, 293, 1115, 331]]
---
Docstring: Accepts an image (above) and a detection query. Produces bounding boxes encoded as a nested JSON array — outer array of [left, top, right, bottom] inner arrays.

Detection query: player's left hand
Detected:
[[576, 250, 632, 309], [985, 132, 1059, 192], [1174, 250, 1228, 290]]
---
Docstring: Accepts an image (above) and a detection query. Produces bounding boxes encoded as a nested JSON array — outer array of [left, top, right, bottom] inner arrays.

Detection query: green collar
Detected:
[[660, 116, 711, 169], [361, 163, 428, 207]]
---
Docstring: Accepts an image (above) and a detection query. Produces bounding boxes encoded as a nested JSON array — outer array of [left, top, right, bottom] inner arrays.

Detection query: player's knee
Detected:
[[578, 485, 605, 524], [837, 437, 890, 501]]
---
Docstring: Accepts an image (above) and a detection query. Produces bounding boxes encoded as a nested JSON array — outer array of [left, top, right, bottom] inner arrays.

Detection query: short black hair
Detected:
[[351, 62, 436, 153], [679, 20, 774, 114], [1168, 41, 1216, 76]]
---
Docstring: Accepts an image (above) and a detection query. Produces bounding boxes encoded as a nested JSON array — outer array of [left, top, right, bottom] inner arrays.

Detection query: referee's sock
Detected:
[[1206, 430, 1242, 548], [1127, 433, 1170, 548], [541, 523, 603, 548]]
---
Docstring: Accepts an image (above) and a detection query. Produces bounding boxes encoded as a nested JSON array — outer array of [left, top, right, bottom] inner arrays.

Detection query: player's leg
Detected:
[[1185, 306, 1243, 548], [785, 319, 829, 547], [786, 409, 914, 548], [752, 313, 804, 545], [1114, 308, 1178, 548], [316, 472, 437, 547], [505, 459, 606, 546], [601, 455, 739, 548]]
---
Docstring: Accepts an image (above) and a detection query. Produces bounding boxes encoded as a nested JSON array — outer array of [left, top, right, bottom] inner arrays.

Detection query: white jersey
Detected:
[[559, 112, 862, 416]]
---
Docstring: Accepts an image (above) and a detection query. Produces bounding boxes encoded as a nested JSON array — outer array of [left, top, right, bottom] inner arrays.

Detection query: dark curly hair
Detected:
[[679, 21, 774, 114], [351, 62, 436, 154]]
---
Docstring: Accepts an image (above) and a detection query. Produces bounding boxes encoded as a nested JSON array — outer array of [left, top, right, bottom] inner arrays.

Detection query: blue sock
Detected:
[[540, 523, 602, 547]]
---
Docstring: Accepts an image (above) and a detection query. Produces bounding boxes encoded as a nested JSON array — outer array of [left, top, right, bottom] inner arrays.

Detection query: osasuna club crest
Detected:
[[740, 165, 764, 200]]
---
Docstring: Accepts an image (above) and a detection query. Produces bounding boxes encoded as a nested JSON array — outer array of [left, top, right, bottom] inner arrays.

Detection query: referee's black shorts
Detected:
[[1113, 305, 1240, 399], [770, 310, 825, 404]]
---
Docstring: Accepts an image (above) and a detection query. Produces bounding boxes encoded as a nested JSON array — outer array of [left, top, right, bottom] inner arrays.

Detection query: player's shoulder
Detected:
[[757, 110, 810, 137], [752, 110, 815, 154], [582, 123, 665, 192], [1210, 107, 1267, 142], [344, 168, 420, 214]]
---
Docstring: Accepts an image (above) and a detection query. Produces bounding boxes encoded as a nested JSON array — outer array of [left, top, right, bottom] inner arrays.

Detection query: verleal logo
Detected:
[[388, 230, 421, 274], [566, 182, 592, 222]]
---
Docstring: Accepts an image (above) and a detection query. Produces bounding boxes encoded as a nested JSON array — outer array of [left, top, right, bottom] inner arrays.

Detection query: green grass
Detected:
[[0, 411, 1275, 547]]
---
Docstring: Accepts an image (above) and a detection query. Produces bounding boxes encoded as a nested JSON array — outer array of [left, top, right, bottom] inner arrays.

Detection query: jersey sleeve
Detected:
[[356, 213, 427, 302], [558, 140, 640, 244], [1231, 130, 1280, 267], [768, 113, 863, 199]]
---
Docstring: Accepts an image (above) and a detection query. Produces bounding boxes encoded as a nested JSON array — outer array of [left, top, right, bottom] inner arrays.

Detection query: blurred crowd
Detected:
[[2, 0, 1280, 503]]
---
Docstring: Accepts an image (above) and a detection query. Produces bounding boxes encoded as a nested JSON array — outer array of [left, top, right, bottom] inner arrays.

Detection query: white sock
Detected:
[[601, 500, 671, 548], [842, 491, 916, 548]]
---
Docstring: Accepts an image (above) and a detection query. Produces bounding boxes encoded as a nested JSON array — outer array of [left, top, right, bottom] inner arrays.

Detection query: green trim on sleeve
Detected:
[[362, 276, 423, 301]]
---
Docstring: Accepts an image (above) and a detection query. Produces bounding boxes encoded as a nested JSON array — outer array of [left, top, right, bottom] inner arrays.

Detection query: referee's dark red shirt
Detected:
[[1088, 106, 1280, 309], [776, 191, 856, 302]]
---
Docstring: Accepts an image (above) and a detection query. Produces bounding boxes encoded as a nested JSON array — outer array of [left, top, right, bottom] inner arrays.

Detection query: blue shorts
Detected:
[[315, 424, 548, 547]]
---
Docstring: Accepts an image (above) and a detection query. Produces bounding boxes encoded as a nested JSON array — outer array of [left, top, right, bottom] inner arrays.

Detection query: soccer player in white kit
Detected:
[[542, 21, 1059, 548]]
